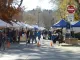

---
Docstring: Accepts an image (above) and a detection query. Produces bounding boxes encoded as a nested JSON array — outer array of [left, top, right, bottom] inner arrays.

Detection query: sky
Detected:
[[22, 0, 57, 11]]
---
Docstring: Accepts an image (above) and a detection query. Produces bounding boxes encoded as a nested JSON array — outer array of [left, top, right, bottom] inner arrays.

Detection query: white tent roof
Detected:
[[32, 25, 39, 28], [17, 22, 23, 27], [17, 22, 33, 28], [11, 21, 20, 28], [39, 27, 45, 30], [21, 22, 25, 26], [6, 23, 12, 27], [32, 25, 45, 30], [71, 21, 78, 25], [25, 24, 33, 28], [0, 19, 12, 27], [17, 22, 27, 28]]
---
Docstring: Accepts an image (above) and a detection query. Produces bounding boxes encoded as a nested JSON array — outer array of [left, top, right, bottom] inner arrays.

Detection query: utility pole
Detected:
[[38, 11, 39, 27], [38, 11, 40, 27], [51, 18, 54, 26]]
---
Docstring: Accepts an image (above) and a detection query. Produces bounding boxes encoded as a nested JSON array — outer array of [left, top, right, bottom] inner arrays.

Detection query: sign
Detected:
[[67, 5, 75, 13], [67, 14, 74, 22]]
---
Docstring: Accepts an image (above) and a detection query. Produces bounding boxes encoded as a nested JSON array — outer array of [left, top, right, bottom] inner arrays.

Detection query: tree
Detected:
[[50, 0, 77, 20], [75, 0, 80, 20], [0, 0, 23, 23], [41, 10, 53, 29], [74, 13, 79, 21], [22, 9, 54, 29], [23, 13, 36, 25], [50, 0, 63, 19]]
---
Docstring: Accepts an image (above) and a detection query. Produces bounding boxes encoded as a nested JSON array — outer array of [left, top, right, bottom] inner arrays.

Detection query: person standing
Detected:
[[48, 31, 52, 40], [2, 31, 7, 50], [26, 29, 31, 44], [34, 30, 37, 43], [18, 30, 21, 44], [32, 30, 35, 44], [37, 30, 41, 40], [7, 29, 13, 43]]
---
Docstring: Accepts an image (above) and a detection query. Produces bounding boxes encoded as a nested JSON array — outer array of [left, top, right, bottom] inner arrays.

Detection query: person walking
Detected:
[[26, 29, 31, 44]]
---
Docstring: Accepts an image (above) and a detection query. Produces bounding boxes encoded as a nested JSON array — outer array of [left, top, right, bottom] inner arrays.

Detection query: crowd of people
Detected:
[[42, 29, 64, 44], [0, 28, 42, 50], [0, 27, 64, 50]]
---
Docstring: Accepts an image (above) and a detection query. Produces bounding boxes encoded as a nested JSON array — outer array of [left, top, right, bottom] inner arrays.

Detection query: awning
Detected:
[[71, 21, 80, 27], [0, 19, 12, 27], [52, 19, 67, 28]]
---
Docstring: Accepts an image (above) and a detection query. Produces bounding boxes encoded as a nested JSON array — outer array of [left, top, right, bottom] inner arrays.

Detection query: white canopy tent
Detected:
[[17, 22, 23, 27], [0, 19, 12, 27], [25, 24, 33, 29], [71, 21, 80, 33], [32, 25, 45, 30], [71, 21, 78, 26], [38, 27, 45, 30], [17, 22, 33, 28], [11, 21, 20, 28], [21, 22, 26, 28], [32, 25, 39, 28], [17, 22, 29, 28]]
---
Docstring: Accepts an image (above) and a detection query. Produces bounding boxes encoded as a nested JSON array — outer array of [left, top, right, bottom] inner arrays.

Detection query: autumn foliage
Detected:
[[0, 0, 23, 22]]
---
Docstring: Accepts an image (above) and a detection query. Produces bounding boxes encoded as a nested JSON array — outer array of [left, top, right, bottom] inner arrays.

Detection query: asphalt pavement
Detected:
[[0, 39, 80, 60]]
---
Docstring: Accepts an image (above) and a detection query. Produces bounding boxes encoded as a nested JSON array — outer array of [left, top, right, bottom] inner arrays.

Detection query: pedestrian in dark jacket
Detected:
[[48, 31, 52, 40], [32, 30, 35, 43], [2, 31, 7, 50], [37, 30, 41, 40], [26, 29, 31, 43], [34, 30, 37, 43]]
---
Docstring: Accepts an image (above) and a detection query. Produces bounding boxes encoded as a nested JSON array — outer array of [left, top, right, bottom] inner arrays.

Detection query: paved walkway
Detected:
[[0, 39, 80, 60]]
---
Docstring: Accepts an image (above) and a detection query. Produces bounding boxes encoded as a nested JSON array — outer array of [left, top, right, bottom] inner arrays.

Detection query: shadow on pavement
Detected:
[[0, 42, 80, 60], [61, 44, 80, 47]]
